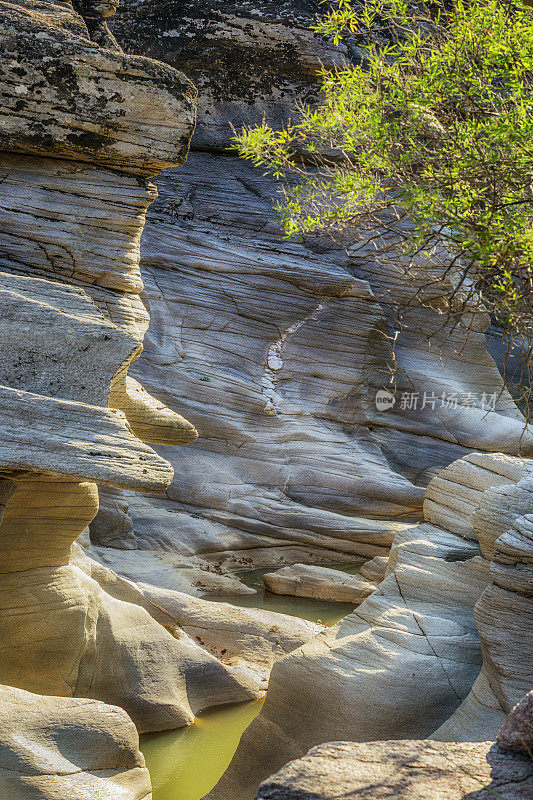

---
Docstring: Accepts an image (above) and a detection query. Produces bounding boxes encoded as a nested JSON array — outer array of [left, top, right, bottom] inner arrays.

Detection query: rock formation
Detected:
[[206, 452, 533, 800], [262, 563, 377, 605], [0, 0, 241, 738], [82, 150, 533, 585], [2, 1, 532, 798], [0, 684, 152, 800], [78, 0, 533, 583], [434, 491, 533, 740], [254, 739, 533, 800], [0, 15, 326, 780], [497, 690, 533, 756], [110, 0, 347, 149], [72, 542, 323, 692], [0, 11, 324, 798]]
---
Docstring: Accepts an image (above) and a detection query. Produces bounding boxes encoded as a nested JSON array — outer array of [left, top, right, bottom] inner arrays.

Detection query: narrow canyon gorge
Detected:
[[0, 2, 531, 799]]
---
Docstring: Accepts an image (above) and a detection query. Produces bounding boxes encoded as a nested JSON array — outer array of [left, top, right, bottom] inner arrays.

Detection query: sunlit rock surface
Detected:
[[0, 685, 152, 800], [72, 542, 323, 692], [2, 2, 532, 798], [1, 0, 195, 173], [254, 740, 533, 800], [206, 453, 533, 800]]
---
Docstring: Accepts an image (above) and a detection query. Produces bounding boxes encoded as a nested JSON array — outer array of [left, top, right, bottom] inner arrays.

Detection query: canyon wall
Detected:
[[0, 0, 322, 735], [1, 2, 531, 798], [207, 452, 533, 800], [98, 0, 533, 585], [0, 2, 319, 796]]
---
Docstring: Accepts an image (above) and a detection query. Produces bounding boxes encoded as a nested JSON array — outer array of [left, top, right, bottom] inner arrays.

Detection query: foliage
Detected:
[[234, 0, 533, 404]]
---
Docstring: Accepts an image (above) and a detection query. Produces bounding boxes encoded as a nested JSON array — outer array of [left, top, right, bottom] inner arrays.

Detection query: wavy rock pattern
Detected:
[[206, 453, 533, 800], [72, 544, 322, 690], [0, 0, 207, 739], [98, 0, 533, 584], [96, 152, 533, 582], [434, 506, 533, 739], [2, 2, 532, 798]]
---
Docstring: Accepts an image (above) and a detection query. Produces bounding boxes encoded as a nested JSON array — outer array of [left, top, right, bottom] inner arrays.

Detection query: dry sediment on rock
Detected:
[[72, 544, 323, 691]]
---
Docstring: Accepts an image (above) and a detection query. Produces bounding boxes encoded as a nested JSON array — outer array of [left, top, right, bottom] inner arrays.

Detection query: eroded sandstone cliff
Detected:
[[92, 1, 533, 588], [1, 2, 532, 799], [206, 453, 533, 800], [0, 2, 326, 797]]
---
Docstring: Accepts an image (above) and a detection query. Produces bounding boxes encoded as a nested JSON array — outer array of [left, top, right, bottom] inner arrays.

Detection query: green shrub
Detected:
[[234, 0, 533, 402]]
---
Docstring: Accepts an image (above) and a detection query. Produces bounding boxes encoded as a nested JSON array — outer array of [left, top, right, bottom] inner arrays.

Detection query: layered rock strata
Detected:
[[434, 499, 533, 740], [87, 151, 533, 584], [0, 1, 311, 768], [206, 452, 533, 800]]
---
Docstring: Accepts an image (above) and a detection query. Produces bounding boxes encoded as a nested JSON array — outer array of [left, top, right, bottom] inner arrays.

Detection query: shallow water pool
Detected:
[[141, 563, 360, 800]]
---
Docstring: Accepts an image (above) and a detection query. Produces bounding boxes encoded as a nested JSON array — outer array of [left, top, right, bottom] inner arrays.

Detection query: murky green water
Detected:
[[141, 563, 360, 800], [210, 564, 360, 624], [141, 697, 266, 800]]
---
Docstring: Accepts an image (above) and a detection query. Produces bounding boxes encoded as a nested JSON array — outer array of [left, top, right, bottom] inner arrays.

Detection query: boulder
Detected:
[[254, 740, 533, 800], [0, 684, 152, 799], [359, 555, 389, 582], [0, 0, 196, 173], [263, 564, 376, 605], [497, 691, 533, 756]]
